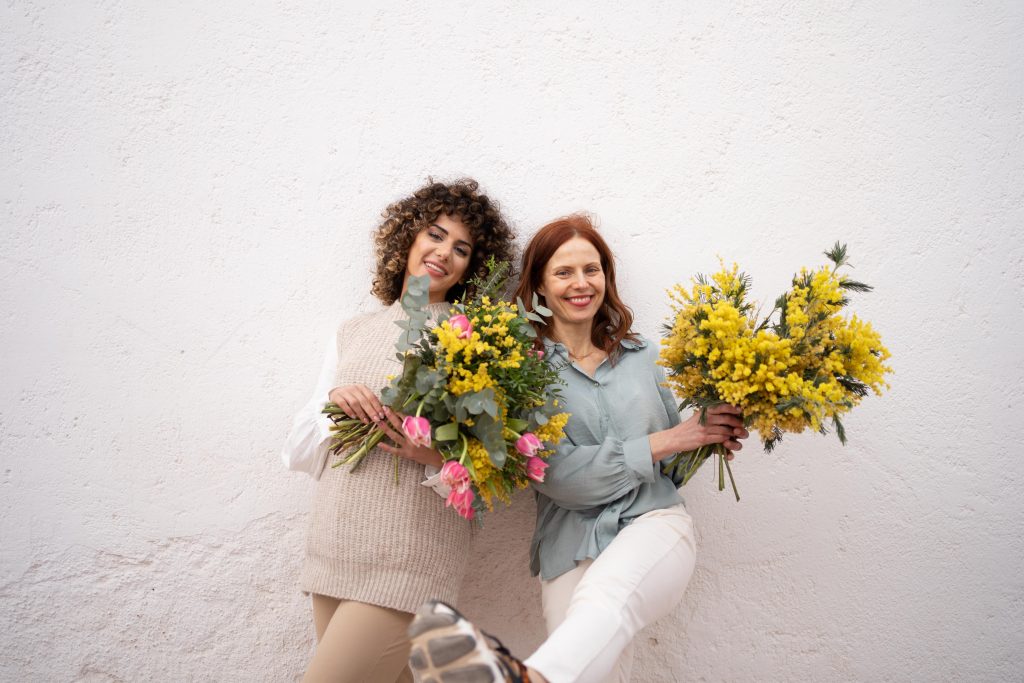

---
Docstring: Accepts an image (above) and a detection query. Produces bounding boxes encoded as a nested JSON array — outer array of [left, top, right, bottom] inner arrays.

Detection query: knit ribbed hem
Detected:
[[299, 556, 462, 615]]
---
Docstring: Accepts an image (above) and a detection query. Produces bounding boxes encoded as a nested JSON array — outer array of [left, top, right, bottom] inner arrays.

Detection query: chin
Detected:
[[565, 310, 597, 325]]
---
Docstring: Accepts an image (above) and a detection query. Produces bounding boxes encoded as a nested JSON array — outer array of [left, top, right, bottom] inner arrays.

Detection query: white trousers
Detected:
[[523, 504, 696, 683]]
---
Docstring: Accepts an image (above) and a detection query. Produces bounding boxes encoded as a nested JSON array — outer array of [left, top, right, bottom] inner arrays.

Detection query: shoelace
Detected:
[[482, 632, 530, 683]]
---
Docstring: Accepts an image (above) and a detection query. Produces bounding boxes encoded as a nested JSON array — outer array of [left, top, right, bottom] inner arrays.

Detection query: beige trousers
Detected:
[[302, 594, 415, 683]]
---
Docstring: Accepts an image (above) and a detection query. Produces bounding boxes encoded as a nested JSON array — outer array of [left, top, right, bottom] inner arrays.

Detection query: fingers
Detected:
[[705, 424, 749, 453], [377, 417, 405, 444], [382, 409, 405, 433], [329, 385, 385, 424], [351, 385, 385, 421], [704, 412, 744, 429], [328, 387, 365, 421], [707, 403, 743, 416]]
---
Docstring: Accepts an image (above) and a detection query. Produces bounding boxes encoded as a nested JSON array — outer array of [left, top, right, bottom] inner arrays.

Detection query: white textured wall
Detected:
[[3, 1, 1022, 681]]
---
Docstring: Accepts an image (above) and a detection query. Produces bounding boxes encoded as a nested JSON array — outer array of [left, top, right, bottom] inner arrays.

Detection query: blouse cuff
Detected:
[[622, 435, 657, 485], [421, 465, 450, 498], [316, 407, 334, 442]]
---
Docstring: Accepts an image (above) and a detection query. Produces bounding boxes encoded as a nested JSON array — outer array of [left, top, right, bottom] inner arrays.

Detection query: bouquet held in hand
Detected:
[[324, 261, 569, 521], [659, 243, 892, 500]]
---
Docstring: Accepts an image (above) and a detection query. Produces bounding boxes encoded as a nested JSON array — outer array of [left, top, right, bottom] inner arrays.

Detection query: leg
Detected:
[[303, 597, 415, 683], [539, 560, 589, 634], [539, 560, 631, 683], [311, 593, 341, 642], [405, 506, 694, 683], [524, 505, 696, 683]]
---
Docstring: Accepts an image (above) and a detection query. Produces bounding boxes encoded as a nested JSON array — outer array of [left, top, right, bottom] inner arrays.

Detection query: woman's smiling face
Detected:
[[537, 236, 606, 328], [404, 214, 474, 303]]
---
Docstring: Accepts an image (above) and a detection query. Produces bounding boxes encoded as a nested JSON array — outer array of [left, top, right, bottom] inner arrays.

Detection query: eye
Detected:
[[454, 246, 470, 258], [586, 266, 601, 274], [427, 230, 443, 241]]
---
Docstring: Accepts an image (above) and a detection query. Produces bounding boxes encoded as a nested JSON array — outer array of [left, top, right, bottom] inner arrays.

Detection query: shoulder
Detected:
[[619, 334, 649, 352], [337, 305, 395, 344], [617, 334, 654, 362]]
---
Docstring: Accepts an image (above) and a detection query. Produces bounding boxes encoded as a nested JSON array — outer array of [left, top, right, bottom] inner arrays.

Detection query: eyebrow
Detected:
[[550, 260, 601, 270], [430, 223, 474, 250]]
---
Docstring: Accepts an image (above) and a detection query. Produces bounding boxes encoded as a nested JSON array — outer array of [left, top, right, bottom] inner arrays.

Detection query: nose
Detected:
[[570, 271, 588, 288], [433, 242, 450, 261]]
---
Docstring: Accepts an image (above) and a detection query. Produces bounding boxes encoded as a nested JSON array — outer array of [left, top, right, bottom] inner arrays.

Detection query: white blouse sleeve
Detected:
[[280, 333, 338, 480], [281, 332, 453, 495], [421, 465, 450, 498]]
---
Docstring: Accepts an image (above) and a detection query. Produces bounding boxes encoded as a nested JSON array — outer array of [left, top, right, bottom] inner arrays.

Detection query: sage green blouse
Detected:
[[530, 335, 685, 581]]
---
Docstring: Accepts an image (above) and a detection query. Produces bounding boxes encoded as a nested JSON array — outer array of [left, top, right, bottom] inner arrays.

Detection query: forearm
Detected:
[[534, 435, 656, 509], [647, 429, 679, 463]]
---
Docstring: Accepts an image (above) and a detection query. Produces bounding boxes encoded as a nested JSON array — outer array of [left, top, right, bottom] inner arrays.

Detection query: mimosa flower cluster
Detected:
[[659, 243, 892, 500], [325, 260, 569, 521]]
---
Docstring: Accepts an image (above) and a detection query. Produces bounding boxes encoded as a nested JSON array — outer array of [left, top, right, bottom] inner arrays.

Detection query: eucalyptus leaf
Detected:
[[415, 367, 442, 394], [478, 388, 498, 418], [464, 392, 484, 415], [470, 415, 506, 468], [531, 293, 553, 317], [525, 311, 546, 324]]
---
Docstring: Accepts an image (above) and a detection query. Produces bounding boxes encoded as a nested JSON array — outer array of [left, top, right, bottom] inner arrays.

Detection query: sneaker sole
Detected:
[[408, 601, 507, 683]]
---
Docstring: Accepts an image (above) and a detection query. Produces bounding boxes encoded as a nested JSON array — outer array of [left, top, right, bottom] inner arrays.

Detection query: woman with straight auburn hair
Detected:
[[406, 213, 749, 683]]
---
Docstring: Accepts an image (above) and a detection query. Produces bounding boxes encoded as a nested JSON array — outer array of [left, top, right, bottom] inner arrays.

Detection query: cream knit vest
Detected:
[[300, 301, 473, 612]]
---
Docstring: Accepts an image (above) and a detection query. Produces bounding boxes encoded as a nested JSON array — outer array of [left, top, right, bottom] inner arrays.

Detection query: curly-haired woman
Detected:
[[281, 179, 516, 683]]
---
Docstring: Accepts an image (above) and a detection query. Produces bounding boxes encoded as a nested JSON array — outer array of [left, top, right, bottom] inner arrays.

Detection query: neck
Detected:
[[399, 279, 447, 304], [549, 319, 597, 355]]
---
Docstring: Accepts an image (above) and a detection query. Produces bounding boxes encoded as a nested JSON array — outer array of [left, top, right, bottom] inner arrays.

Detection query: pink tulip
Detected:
[[449, 314, 473, 340], [525, 456, 548, 483], [402, 415, 432, 448], [446, 486, 476, 520], [528, 348, 545, 359], [440, 460, 471, 492], [515, 432, 542, 457]]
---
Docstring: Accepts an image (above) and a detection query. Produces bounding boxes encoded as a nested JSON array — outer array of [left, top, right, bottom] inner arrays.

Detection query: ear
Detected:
[[537, 283, 546, 297]]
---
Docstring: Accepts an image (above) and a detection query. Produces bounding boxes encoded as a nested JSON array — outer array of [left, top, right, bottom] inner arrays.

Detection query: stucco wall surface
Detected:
[[2, 1, 1022, 681]]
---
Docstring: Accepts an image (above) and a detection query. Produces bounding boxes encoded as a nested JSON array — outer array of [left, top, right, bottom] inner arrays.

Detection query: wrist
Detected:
[[648, 431, 674, 462], [424, 449, 444, 469]]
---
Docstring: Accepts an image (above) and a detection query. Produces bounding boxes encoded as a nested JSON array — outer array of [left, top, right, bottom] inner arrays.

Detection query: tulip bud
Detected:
[[525, 456, 548, 483], [401, 415, 432, 448], [515, 432, 542, 457], [449, 314, 473, 340]]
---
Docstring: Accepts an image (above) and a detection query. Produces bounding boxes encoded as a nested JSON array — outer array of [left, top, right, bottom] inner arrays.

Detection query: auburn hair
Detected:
[[513, 213, 637, 360]]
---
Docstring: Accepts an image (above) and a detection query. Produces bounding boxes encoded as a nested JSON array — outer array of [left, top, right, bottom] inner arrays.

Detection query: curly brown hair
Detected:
[[371, 178, 517, 304]]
